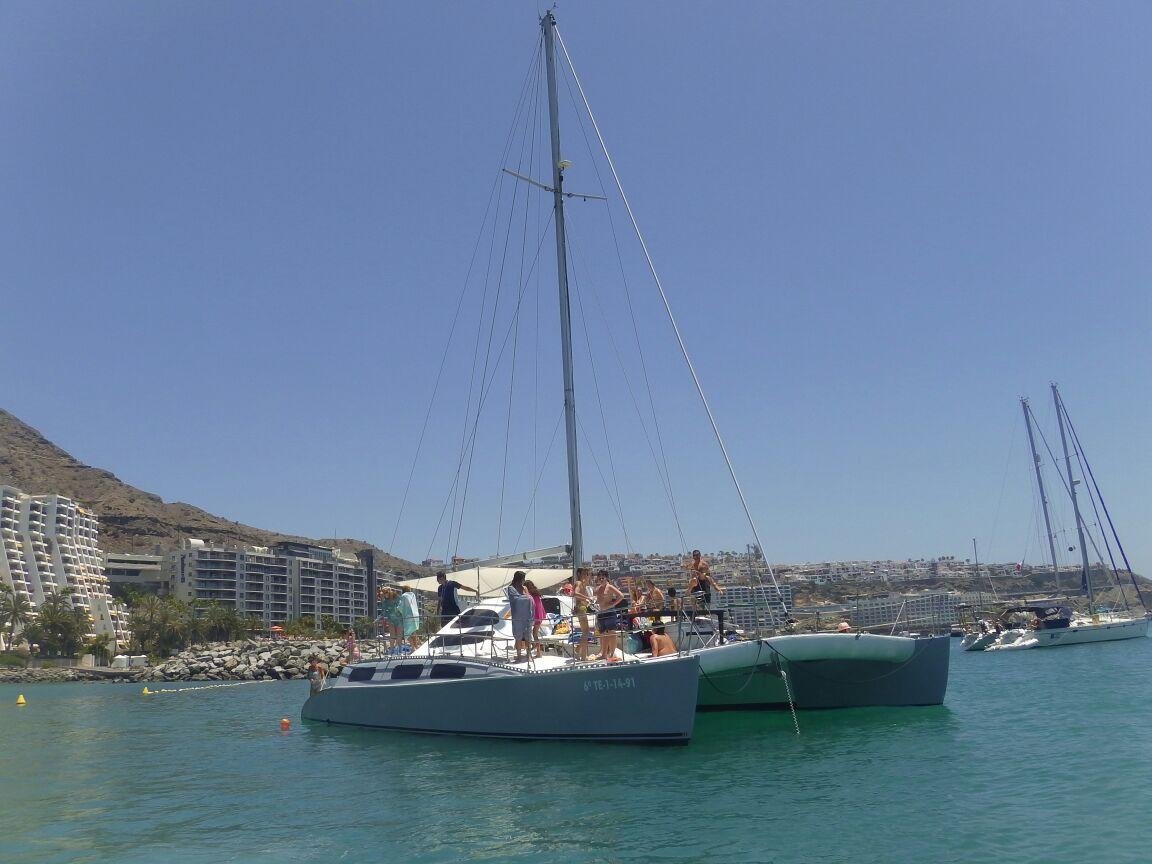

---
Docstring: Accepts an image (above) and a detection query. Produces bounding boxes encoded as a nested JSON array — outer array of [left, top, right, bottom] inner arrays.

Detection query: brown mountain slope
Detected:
[[0, 409, 426, 577]]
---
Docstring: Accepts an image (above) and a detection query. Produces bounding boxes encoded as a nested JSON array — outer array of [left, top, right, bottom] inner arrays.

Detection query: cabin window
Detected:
[[347, 666, 376, 682], [429, 664, 468, 679], [390, 664, 425, 680], [452, 608, 500, 629]]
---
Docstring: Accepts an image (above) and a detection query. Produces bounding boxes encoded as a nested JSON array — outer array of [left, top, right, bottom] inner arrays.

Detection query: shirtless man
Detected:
[[684, 549, 723, 608], [593, 571, 626, 662], [641, 579, 665, 617], [649, 624, 676, 658]]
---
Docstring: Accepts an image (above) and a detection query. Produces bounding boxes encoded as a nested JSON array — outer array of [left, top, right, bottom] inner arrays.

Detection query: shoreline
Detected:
[[0, 638, 385, 685]]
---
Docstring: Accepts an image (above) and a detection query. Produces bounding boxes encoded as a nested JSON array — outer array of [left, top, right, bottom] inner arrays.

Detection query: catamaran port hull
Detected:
[[694, 634, 951, 710], [302, 653, 699, 743]]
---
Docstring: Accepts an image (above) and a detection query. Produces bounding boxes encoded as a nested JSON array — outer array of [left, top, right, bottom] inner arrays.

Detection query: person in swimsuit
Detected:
[[307, 656, 327, 695], [642, 579, 665, 619], [594, 571, 626, 662], [684, 549, 723, 608], [572, 568, 594, 661], [343, 628, 360, 663], [650, 623, 676, 658]]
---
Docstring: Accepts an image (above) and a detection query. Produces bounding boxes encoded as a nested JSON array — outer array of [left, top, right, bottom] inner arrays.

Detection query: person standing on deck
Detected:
[[684, 549, 723, 608], [435, 571, 478, 627], [504, 571, 534, 663], [594, 571, 626, 662], [572, 568, 594, 661], [399, 585, 422, 650], [525, 580, 547, 659]]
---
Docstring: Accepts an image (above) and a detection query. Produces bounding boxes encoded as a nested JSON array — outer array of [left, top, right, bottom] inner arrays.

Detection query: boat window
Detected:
[[451, 608, 500, 629], [429, 664, 468, 679], [428, 634, 490, 649], [347, 666, 377, 682], [390, 664, 425, 680], [542, 597, 562, 615]]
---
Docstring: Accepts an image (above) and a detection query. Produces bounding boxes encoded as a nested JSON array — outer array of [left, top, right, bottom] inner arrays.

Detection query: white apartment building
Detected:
[[168, 539, 370, 626], [848, 591, 960, 631], [0, 485, 131, 648]]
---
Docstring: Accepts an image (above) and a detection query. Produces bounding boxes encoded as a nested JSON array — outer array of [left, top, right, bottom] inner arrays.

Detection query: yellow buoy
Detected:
[[16, 694, 26, 706], [279, 717, 291, 732], [142, 686, 153, 695]]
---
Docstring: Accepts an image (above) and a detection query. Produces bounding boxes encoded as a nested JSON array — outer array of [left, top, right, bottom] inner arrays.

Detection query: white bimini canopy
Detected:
[[406, 567, 570, 598]]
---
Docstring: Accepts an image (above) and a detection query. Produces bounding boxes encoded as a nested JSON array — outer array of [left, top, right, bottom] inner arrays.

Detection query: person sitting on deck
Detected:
[[650, 624, 676, 658]]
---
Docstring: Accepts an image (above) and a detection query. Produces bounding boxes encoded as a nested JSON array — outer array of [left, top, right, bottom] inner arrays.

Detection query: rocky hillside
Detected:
[[0, 409, 426, 577]]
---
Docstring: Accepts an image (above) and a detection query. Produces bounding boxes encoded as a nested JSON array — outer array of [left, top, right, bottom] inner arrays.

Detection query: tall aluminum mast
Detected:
[[1052, 383, 1093, 603], [542, 11, 583, 573], [1022, 397, 1062, 592]]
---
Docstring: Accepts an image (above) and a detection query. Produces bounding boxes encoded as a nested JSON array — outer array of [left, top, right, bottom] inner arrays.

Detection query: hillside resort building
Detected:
[[0, 485, 131, 648]]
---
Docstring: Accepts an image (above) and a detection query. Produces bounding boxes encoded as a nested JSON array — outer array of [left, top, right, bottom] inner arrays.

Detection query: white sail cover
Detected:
[[405, 566, 570, 597]]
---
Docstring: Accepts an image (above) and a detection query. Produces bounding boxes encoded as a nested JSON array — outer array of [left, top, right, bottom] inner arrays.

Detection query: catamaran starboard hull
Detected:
[[693, 633, 950, 710], [302, 654, 700, 743]]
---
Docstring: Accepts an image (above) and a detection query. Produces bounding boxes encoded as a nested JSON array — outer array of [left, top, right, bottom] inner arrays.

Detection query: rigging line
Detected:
[[567, 239, 633, 551], [563, 214, 688, 552], [497, 59, 544, 556], [985, 409, 1019, 568], [426, 212, 557, 561], [559, 57, 686, 555], [444, 40, 544, 561], [1073, 442, 1130, 612], [510, 411, 566, 553], [565, 220, 633, 551], [391, 47, 541, 555], [1061, 402, 1147, 609], [575, 414, 631, 547], [428, 208, 557, 562], [555, 26, 786, 605], [452, 55, 547, 559]]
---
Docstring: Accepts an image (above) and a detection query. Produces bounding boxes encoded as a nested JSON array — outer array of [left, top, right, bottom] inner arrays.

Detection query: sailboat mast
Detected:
[[1022, 397, 1062, 593], [542, 11, 583, 573], [1052, 383, 1094, 605]]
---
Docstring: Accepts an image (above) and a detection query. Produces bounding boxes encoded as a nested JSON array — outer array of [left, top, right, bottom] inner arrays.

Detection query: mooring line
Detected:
[[141, 679, 285, 695]]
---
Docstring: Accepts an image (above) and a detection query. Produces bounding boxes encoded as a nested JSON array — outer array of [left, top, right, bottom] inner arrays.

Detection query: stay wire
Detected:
[[437, 39, 545, 560], [559, 51, 687, 555], [556, 25, 786, 607], [392, 40, 542, 556], [450, 46, 546, 560]]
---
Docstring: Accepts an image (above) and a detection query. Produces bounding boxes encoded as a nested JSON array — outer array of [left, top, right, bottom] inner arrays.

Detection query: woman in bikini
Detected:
[[572, 568, 594, 661]]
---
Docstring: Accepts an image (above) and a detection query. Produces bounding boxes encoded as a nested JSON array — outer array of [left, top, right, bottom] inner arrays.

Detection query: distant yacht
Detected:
[[983, 386, 1148, 652]]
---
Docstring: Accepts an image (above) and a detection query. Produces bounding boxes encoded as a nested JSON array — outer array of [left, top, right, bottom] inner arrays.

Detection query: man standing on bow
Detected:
[[436, 571, 478, 627]]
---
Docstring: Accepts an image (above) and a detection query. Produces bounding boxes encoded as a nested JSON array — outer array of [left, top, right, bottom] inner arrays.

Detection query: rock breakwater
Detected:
[[141, 638, 387, 682]]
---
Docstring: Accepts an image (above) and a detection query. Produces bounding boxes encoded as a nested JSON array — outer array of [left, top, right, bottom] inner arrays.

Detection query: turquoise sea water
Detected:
[[2, 638, 1150, 864]]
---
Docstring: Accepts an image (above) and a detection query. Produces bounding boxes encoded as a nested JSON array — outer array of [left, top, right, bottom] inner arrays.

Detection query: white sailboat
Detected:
[[984, 386, 1148, 652], [390, 12, 950, 713]]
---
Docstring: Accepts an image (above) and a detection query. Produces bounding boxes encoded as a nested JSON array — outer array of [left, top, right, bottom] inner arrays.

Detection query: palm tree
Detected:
[[0, 584, 33, 650]]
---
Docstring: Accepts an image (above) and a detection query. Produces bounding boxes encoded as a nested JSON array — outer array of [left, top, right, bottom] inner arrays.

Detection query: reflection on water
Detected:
[[2, 639, 1152, 863]]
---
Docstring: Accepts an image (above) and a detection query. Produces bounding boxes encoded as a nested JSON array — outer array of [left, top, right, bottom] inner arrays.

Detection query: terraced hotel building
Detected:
[[0, 485, 131, 648]]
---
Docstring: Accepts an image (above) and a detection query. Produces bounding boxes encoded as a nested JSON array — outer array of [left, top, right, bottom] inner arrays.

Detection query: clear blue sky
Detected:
[[2, 2, 1149, 577]]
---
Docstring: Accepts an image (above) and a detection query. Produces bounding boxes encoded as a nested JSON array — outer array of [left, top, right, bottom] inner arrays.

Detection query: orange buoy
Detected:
[[279, 717, 291, 732]]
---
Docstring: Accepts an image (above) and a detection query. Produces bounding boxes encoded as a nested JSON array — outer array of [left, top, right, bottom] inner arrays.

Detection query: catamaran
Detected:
[[306, 12, 950, 735]]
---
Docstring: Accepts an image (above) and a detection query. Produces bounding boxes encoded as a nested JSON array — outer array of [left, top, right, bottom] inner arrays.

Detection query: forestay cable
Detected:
[[555, 26, 787, 608]]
